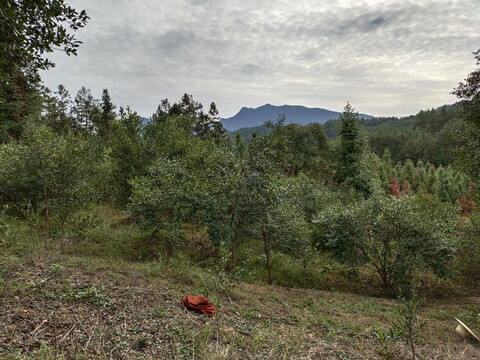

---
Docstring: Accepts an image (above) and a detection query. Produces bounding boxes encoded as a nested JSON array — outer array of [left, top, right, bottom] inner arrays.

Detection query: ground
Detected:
[[1, 250, 480, 359]]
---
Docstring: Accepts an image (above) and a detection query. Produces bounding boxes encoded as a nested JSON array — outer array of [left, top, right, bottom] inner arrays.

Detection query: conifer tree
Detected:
[[99, 89, 116, 141], [335, 103, 370, 195], [389, 177, 401, 198]]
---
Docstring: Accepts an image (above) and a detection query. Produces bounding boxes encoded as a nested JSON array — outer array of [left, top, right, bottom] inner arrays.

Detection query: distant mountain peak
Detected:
[[221, 104, 373, 132]]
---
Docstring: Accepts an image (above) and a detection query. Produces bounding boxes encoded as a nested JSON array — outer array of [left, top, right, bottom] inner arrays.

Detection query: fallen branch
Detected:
[[58, 324, 76, 345]]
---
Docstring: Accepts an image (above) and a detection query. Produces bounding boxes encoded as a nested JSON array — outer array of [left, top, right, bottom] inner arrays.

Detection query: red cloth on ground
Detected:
[[182, 294, 216, 316]]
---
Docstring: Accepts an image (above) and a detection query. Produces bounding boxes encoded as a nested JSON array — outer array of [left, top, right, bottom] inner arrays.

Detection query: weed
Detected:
[[393, 279, 425, 360], [463, 304, 480, 324], [136, 334, 151, 350], [64, 284, 110, 307], [375, 327, 403, 359], [153, 308, 165, 318], [50, 263, 64, 275]]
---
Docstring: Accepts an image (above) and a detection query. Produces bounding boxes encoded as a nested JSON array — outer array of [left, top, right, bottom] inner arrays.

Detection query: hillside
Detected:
[[221, 104, 373, 131], [225, 104, 460, 166], [1, 206, 480, 359]]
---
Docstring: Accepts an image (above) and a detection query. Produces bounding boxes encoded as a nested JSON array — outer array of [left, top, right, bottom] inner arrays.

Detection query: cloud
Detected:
[[41, 0, 480, 118]]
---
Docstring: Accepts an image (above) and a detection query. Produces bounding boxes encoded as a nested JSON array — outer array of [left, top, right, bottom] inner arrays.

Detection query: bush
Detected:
[[315, 194, 459, 288], [457, 212, 480, 283]]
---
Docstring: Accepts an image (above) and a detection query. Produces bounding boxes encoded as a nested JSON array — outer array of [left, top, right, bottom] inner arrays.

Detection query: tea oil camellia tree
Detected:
[[314, 194, 458, 287], [0, 125, 97, 246], [129, 155, 211, 255]]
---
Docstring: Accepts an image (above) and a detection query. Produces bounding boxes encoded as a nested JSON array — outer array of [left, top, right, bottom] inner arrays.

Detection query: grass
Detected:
[[1, 205, 480, 359]]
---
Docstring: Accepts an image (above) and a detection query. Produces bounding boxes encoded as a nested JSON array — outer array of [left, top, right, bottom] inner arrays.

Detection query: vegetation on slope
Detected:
[[2, 207, 480, 359], [2, 2, 480, 359]]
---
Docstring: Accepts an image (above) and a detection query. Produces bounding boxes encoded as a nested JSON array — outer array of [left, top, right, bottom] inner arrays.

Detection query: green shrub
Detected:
[[315, 194, 459, 288]]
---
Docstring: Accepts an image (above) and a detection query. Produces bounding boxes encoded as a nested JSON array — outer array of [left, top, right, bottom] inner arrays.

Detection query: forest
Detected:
[[2, 1, 480, 359]]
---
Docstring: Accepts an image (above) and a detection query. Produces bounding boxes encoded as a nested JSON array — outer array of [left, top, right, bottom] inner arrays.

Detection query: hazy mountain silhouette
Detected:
[[220, 104, 373, 131]]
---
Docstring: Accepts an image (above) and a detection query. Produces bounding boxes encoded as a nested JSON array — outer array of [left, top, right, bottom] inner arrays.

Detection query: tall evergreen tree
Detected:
[[99, 89, 116, 141], [41, 84, 74, 134], [334, 103, 370, 195], [72, 87, 101, 135]]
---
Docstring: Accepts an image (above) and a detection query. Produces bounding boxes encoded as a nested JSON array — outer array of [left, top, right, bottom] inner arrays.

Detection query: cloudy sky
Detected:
[[41, 0, 479, 119]]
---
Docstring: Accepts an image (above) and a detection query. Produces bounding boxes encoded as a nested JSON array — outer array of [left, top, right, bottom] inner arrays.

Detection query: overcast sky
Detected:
[[41, 0, 479, 119]]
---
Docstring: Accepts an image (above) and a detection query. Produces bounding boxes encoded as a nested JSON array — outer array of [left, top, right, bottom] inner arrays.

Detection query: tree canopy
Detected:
[[0, 0, 88, 142]]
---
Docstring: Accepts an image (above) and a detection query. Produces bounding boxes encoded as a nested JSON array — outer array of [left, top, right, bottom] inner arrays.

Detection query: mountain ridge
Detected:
[[221, 104, 373, 131]]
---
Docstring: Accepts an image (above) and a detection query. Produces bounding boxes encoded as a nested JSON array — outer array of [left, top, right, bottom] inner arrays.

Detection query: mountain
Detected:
[[221, 104, 373, 131]]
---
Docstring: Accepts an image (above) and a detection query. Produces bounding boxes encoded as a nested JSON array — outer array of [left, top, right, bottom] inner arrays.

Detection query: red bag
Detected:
[[182, 294, 216, 316]]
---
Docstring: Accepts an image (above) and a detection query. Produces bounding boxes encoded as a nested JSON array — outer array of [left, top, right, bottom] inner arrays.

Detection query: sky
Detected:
[[41, 0, 480, 119]]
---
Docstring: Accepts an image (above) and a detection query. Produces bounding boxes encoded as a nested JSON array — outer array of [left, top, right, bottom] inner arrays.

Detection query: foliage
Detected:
[[0, 0, 88, 74], [369, 153, 470, 204], [375, 327, 403, 359], [393, 280, 425, 360], [41, 85, 74, 134], [109, 108, 150, 205], [334, 103, 372, 195], [324, 104, 459, 166], [314, 194, 458, 287], [249, 175, 312, 285], [199, 146, 257, 267], [456, 213, 480, 282], [72, 86, 102, 135], [112, 94, 225, 205], [226, 124, 272, 142], [0, 125, 98, 243], [263, 116, 329, 178], [129, 157, 207, 253], [453, 49, 480, 184], [0, 0, 88, 141], [149, 94, 225, 141], [388, 177, 401, 197]]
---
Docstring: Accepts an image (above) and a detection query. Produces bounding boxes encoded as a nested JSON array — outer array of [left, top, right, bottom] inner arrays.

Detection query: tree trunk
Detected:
[[262, 226, 272, 285], [229, 212, 237, 269], [231, 234, 237, 269], [44, 189, 50, 234], [378, 268, 391, 288]]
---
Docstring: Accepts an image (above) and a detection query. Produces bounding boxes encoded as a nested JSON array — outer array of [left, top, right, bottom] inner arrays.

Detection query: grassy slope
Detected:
[[1, 207, 480, 359]]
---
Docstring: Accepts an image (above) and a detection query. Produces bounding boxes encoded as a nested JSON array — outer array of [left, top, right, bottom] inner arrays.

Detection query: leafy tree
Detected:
[[248, 175, 311, 285], [201, 150, 258, 268], [452, 49, 480, 186], [109, 108, 150, 205], [111, 95, 224, 206], [315, 194, 458, 287], [457, 212, 480, 282], [128, 135, 225, 254], [263, 117, 329, 178], [0, 0, 88, 141], [0, 125, 97, 245], [0, 75, 42, 142], [129, 156, 210, 254], [0, 0, 88, 75]]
